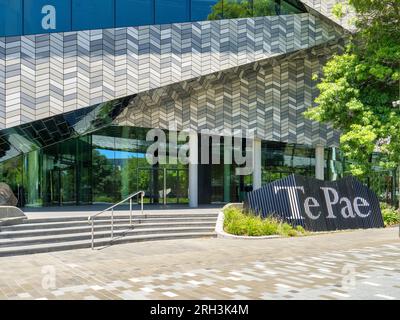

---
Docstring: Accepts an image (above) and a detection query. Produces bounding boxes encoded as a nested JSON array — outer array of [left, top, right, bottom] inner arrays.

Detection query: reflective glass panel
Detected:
[[191, 0, 221, 21], [0, 155, 24, 205], [0, 0, 308, 37], [253, 0, 277, 17], [155, 0, 190, 24], [0, 0, 22, 36], [280, 0, 307, 15], [115, 0, 155, 27], [222, 0, 252, 19], [72, 0, 115, 31], [261, 141, 316, 184]]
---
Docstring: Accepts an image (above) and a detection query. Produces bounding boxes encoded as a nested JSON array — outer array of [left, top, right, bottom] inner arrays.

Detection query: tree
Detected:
[[208, 0, 277, 20], [304, 0, 400, 179], [92, 150, 122, 203], [208, 0, 251, 20]]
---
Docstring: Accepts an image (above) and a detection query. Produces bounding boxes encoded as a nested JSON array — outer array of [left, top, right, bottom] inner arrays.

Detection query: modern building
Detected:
[[1, 0, 388, 209]]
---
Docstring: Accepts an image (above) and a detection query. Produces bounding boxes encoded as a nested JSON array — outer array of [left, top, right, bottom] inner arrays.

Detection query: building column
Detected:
[[315, 144, 325, 180], [252, 138, 262, 190], [223, 137, 232, 203], [26, 150, 41, 206], [189, 131, 198, 208]]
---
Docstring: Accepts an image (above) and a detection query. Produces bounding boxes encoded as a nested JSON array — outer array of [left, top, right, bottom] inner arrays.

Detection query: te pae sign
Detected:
[[245, 175, 384, 232]]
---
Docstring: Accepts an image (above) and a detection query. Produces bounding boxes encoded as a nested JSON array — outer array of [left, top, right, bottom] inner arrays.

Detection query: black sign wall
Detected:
[[244, 175, 384, 232]]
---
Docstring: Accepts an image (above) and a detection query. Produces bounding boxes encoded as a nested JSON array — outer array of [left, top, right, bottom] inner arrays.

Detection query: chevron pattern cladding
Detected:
[[0, 13, 343, 131], [114, 44, 342, 147], [301, 0, 356, 32]]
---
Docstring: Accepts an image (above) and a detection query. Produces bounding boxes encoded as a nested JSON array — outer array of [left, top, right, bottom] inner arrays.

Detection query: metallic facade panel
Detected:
[[0, 15, 343, 131]]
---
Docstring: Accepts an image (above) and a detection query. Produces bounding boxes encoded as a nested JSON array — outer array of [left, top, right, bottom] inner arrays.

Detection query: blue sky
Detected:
[[97, 149, 146, 159]]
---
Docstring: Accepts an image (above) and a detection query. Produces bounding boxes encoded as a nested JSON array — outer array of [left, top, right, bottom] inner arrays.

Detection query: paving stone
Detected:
[[0, 227, 398, 300]]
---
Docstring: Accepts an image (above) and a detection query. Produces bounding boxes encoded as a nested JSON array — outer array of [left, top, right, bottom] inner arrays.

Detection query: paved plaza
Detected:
[[0, 227, 399, 300]]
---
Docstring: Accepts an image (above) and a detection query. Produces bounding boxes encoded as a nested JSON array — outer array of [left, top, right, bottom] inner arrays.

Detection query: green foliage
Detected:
[[92, 150, 123, 203], [304, 0, 400, 178], [332, 2, 345, 19], [208, 0, 277, 20], [208, 0, 251, 20], [223, 206, 309, 237], [380, 202, 400, 226], [0, 156, 23, 191], [253, 0, 276, 17]]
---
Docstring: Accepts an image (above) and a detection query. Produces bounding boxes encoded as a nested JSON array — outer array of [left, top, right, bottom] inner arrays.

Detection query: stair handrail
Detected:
[[88, 190, 145, 249]]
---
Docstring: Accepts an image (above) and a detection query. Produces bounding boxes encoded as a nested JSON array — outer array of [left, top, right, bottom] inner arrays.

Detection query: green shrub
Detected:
[[262, 219, 279, 235], [223, 206, 307, 237], [277, 222, 291, 236], [295, 225, 306, 233], [380, 203, 400, 227], [286, 229, 298, 237]]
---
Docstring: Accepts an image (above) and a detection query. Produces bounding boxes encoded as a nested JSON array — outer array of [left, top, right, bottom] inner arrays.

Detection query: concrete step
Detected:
[[21, 213, 219, 224], [1, 216, 218, 231], [0, 211, 218, 256], [0, 232, 216, 257], [0, 217, 27, 226], [0, 226, 215, 247], [0, 221, 216, 238]]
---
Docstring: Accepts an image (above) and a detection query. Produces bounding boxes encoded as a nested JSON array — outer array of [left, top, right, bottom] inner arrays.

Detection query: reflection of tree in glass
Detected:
[[253, 0, 276, 16], [92, 149, 121, 203], [207, 0, 223, 20], [207, 0, 277, 20], [0, 156, 23, 192], [208, 0, 250, 20]]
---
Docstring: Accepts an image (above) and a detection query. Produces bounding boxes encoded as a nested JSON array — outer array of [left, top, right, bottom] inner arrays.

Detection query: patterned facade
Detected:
[[0, 12, 344, 143], [301, 0, 355, 32], [115, 43, 342, 146], [0, 0, 358, 208]]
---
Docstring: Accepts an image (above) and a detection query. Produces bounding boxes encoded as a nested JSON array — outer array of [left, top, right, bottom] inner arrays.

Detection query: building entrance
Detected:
[[137, 167, 188, 205], [50, 167, 76, 206]]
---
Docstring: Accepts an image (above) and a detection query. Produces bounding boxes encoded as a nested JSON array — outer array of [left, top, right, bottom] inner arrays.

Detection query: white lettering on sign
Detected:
[[320, 187, 339, 218], [353, 197, 371, 218], [274, 185, 371, 220], [340, 197, 355, 218], [304, 197, 321, 220], [274, 186, 304, 219], [42, 5, 56, 30]]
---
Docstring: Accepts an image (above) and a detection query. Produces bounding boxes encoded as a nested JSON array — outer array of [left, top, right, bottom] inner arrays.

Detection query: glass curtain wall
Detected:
[[91, 126, 189, 205], [326, 147, 344, 181], [8, 132, 400, 208], [23, 135, 92, 207], [261, 141, 316, 184], [261, 142, 347, 184], [198, 0, 307, 20], [0, 155, 24, 206], [196, 135, 253, 204], [0, 125, 189, 207]]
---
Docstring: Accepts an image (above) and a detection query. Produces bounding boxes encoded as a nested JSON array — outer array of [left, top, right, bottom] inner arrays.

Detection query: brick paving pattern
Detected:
[[0, 227, 399, 300]]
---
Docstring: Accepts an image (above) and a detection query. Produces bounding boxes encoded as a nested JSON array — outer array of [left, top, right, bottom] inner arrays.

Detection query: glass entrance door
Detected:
[[50, 167, 76, 205], [137, 167, 163, 204], [60, 168, 76, 205], [165, 168, 189, 204], [137, 167, 188, 204]]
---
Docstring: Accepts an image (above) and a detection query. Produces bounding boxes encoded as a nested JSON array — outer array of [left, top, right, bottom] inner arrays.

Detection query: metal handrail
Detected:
[[88, 190, 145, 249]]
